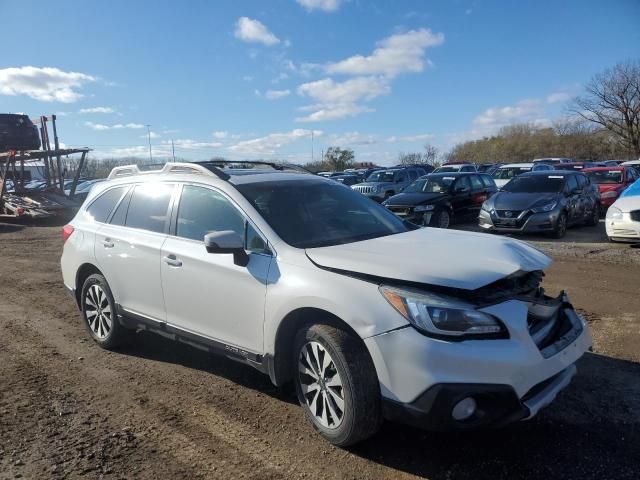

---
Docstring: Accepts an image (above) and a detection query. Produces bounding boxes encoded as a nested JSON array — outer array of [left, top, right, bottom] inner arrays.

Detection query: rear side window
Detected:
[[469, 175, 484, 190], [85, 186, 127, 223], [176, 185, 245, 241], [565, 175, 578, 193], [480, 175, 495, 188], [576, 174, 587, 189], [125, 183, 173, 233]]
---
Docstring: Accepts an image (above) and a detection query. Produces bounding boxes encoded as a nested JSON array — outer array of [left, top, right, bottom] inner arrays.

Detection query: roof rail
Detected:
[[107, 162, 230, 181]]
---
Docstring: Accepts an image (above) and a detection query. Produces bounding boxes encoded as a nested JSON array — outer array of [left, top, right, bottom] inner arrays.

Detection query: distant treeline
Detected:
[[444, 121, 638, 165]]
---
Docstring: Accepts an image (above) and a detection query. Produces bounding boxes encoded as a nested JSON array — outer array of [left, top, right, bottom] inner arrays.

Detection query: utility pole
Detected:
[[171, 139, 176, 162], [146, 125, 153, 163], [311, 131, 314, 162]]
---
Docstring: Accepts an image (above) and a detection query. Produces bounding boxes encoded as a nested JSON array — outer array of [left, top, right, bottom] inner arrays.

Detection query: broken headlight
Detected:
[[380, 285, 507, 338]]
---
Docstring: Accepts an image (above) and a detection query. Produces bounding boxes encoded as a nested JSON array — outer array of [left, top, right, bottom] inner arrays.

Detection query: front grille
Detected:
[[612, 228, 639, 237], [630, 210, 640, 222], [354, 185, 375, 194], [495, 210, 522, 218]]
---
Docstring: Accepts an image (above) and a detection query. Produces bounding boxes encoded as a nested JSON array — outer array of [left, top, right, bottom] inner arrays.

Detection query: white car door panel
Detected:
[[160, 184, 271, 353], [161, 237, 271, 353]]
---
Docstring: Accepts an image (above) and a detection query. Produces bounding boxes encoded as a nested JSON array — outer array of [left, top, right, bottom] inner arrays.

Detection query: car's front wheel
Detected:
[[430, 209, 451, 229], [81, 273, 127, 349], [293, 323, 382, 446], [552, 212, 568, 239]]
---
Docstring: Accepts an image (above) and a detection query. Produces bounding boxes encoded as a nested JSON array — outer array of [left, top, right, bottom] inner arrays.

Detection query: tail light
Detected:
[[62, 224, 75, 243]]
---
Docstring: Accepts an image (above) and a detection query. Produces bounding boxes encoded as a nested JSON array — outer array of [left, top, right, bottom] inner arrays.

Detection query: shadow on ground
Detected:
[[117, 331, 640, 480]]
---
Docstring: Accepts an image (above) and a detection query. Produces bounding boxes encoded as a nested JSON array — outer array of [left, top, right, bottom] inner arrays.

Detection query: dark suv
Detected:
[[351, 166, 429, 202], [383, 172, 497, 228], [479, 171, 601, 238], [0, 114, 41, 152]]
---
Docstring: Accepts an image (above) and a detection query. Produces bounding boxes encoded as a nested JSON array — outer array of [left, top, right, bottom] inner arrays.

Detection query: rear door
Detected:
[[450, 176, 472, 217], [160, 184, 272, 354], [468, 174, 488, 214], [94, 182, 175, 322], [563, 175, 582, 224]]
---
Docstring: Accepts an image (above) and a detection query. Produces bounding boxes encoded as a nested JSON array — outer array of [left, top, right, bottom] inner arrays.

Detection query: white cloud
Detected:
[[162, 139, 223, 150], [0, 66, 96, 103], [234, 17, 280, 46], [326, 28, 444, 78], [79, 106, 115, 114], [296, 76, 389, 122], [546, 91, 571, 104], [265, 89, 291, 100], [228, 129, 322, 155], [328, 132, 378, 145], [472, 99, 548, 129], [212, 131, 228, 139], [85, 121, 145, 131], [296, 0, 342, 12], [386, 133, 434, 143], [140, 131, 160, 139]]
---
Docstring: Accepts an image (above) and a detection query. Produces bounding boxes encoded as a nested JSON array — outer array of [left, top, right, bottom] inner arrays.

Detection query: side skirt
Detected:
[[116, 304, 272, 376]]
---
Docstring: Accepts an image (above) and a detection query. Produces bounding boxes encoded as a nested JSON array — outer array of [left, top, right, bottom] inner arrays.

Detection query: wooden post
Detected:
[[52, 115, 65, 192], [69, 151, 87, 199], [39, 119, 51, 186]]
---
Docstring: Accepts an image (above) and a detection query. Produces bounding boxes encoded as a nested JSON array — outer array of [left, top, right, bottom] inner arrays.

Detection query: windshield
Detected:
[[503, 175, 565, 193], [237, 180, 408, 248], [433, 166, 459, 173], [404, 176, 455, 193], [493, 166, 531, 179], [587, 170, 623, 184], [366, 171, 395, 182]]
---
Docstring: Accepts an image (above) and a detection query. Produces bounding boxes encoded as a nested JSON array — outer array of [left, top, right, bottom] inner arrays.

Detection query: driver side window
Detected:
[[176, 185, 270, 254]]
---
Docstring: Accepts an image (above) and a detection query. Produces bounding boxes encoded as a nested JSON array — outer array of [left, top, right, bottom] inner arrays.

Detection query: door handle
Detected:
[[163, 255, 182, 267], [102, 238, 114, 248]]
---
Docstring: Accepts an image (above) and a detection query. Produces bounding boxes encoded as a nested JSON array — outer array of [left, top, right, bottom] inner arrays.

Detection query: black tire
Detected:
[[429, 208, 451, 229], [552, 212, 568, 239], [80, 273, 126, 349], [293, 323, 382, 447], [587, 204, 600, 226]]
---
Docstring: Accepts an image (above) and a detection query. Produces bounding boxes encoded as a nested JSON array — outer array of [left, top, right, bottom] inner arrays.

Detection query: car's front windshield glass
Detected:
[[493, 167, 531, 179], [237, 180, 409, 248], [434, 166, 458, 173], [503, 175, 565, 193], [404, 176, 455, 193], [366, 171, 395, 182], [587, 170, 623, 184]]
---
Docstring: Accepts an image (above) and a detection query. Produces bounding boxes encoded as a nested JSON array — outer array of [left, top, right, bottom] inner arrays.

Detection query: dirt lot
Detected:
[[1, 221, 639, 480]]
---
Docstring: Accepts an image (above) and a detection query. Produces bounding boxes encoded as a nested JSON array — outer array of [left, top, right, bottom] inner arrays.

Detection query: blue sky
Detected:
[[1, 0, 638, 165]]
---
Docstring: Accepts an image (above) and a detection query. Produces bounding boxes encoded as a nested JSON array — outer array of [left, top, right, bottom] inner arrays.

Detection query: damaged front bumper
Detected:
[[366, 292, 592, 430]]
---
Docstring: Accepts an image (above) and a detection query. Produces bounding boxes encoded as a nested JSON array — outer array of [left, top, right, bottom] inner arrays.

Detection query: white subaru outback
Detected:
[[61, 161, 592, 446]]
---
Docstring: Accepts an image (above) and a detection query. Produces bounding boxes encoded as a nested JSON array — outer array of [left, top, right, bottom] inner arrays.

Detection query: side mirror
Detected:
[[204, 231, 249, 267]]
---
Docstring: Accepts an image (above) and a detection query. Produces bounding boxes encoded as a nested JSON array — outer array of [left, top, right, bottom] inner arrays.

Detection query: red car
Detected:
[[582, 167, 640, 207]]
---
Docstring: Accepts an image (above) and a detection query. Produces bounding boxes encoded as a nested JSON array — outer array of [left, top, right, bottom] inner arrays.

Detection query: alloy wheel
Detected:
[[84, 284, 113, 339], [298, 341, 345, 429]]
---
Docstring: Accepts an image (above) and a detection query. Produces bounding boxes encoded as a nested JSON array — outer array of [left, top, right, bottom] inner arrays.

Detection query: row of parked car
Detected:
[[5, 177, 105, 201], [343, 158, 640, 240]]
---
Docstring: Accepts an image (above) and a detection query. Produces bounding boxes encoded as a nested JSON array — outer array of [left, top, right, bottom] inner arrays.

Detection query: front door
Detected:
[[160, 184, 272, 354]]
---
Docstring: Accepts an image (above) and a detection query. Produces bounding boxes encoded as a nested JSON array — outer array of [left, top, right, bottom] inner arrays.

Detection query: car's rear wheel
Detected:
[[552, 212, 568, 239], [293, 323, 382, 446], [81, 273, 127, 349]]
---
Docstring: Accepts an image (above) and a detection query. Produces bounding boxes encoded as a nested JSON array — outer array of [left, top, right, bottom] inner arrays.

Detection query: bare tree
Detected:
[[423, 143, 439, 164], [398, 143, 440, 166], [570, 60, 640, 156]]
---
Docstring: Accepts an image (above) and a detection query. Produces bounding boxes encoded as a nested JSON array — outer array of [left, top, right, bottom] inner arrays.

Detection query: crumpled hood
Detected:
[[491, 192, 559, 210], [306, 228, 551, 290]]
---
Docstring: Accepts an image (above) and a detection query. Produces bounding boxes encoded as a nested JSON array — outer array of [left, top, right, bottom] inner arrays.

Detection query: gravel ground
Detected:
[[0, 221, 639, 480]]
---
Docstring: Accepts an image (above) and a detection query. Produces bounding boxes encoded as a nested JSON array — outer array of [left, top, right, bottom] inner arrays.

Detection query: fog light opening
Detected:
[[452, 397, 477, 421]]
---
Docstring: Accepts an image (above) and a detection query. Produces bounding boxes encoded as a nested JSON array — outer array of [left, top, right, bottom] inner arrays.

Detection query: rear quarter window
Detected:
[[85, 186, 127, 223]]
